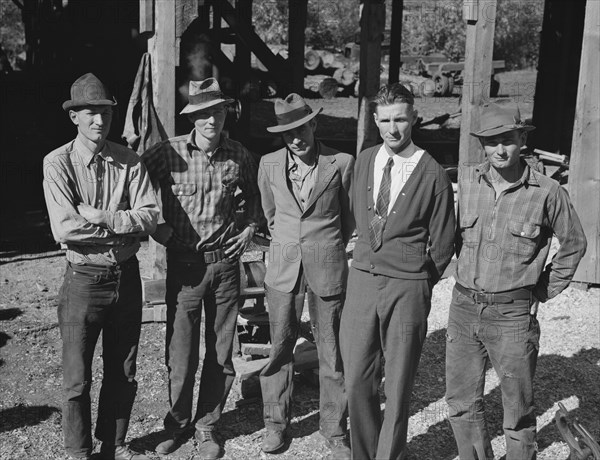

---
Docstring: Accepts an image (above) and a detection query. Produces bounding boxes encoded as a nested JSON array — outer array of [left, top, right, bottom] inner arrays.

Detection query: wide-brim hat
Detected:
[[470, 102, 535, 137], [180, 78, 234, 114], [62, 73, 117, 111], [266, 93, 323, 133]]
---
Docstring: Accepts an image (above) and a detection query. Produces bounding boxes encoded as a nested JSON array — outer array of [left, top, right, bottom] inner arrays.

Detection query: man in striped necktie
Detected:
[[340, 83, 455, 460]]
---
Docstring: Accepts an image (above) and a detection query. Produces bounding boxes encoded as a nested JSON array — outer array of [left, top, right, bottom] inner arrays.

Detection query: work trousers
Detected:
[[57, 257, 142, 458], [260, 271, 347, 440], [163, 257, 239, 434], [445, 285, 540, 460], [340, 267, 431, 460]]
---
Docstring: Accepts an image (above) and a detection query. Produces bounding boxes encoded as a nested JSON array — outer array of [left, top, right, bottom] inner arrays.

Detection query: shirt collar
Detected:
[[476, 159, 539, 187], [286, 142, 320, 172], [380, 140, 417, 162], [74, 137, 114, 167], [186, 130, 227, 158]]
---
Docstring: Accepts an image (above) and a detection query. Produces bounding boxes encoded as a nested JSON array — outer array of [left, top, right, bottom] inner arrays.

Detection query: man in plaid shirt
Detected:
[[141, 78, 262, 459], [446, 102, 587, 460]]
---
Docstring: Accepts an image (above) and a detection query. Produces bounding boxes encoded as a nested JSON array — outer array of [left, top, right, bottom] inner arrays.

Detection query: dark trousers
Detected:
[[57, 258, 142, 458], [164, 258, 239, 433], [340, 267, 431, 460], [445, 285, 540, 460], [259, 273, 348, 440]]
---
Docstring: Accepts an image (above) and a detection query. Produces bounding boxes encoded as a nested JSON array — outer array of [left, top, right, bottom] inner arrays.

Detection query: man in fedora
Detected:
[[141, 78, 262, 459], [340, 83, 455, 459], [446, 101, 587, 459], [43, 73, 159, 459], [257, 94, 354, 458]]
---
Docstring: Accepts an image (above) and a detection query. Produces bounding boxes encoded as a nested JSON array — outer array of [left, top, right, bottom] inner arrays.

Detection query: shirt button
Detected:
[[367, 206, 371, 210], [367, 186, 371, 191], [520, 231, 525, 236], [370, 264, 375, 269], [179, 192, 183, 196]]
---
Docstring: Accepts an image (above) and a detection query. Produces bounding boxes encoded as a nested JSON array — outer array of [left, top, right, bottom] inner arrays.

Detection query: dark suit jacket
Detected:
[[351, 144, 455, 283], [258, 142, 355, 296]]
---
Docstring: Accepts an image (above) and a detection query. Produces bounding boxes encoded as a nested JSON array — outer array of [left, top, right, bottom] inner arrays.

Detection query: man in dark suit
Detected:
[[340, 83, 455, 459], [258, 94, 355, 459]]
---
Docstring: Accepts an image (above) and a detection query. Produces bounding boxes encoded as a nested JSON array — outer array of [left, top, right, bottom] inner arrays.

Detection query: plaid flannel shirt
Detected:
[[455, 160, 586, 302], [141, 131, 262, 252]]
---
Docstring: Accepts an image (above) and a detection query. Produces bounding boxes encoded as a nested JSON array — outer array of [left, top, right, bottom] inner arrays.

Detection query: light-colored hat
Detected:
[[180, 77, 234, 115], [266, 93, 323, 133], [62, 73, 117, 111], [470, 102, 535, 138]]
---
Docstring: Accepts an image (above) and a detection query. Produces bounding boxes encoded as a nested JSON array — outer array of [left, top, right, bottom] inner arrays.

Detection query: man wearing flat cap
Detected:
[[141, 78, 262, 459], [257, 94, 354, 458], [43, 73, 159, 459], [446, 102, 587, 460]]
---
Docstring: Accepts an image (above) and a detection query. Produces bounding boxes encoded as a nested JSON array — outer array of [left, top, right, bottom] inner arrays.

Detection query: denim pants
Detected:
[[445, 285, 540, 460], [340, 268, 432, 460], [259, 272, 347, 440], [164, 257, 239, 434], [57, 258, 142, 458]]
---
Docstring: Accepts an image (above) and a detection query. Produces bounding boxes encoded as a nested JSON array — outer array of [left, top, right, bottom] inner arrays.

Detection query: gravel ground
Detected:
[[0, 240, 598, 460]]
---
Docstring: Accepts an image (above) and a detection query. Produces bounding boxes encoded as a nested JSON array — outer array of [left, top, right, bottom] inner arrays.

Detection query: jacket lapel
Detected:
[[274, 148, 303, 213], [302, 143, 336, 215]]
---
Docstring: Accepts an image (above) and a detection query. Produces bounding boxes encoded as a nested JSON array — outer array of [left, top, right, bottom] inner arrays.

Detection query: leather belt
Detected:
[[455, 283, 532, 304], [168, 248, 230, 264]]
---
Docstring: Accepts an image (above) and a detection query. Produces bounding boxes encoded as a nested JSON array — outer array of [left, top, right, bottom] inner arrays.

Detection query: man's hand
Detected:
[[77, 204, 109, 227], [530, 293, 540, 316], [224, 225, 255, 259], [152, 223, 174, 246]]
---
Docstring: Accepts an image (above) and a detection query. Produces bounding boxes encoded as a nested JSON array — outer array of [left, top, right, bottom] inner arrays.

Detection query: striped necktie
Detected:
[[369, 156, 394, 251]]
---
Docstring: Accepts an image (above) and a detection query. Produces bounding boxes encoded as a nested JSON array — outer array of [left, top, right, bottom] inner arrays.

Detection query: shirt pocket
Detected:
[[171, 183, 198, 214], [506, 221, 540, 258], [460, 214, 479, 243]]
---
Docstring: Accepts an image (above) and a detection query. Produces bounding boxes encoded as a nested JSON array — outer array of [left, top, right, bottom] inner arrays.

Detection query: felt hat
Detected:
[[266, 93, 323, 133], [470, 102, 535, 138], [62, 73, 117, 111], [180, 78, 234, 114]]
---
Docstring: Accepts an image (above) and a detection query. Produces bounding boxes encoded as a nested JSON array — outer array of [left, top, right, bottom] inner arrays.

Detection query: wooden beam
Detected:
[[148, 0, 176, 279], [388, 0, 404, 84], [235, 0, 252, 134], [289, 0, 308, 94], [357, 0, 385, 155], [213, 0, 289, 87], [570, 0, 600, 284], [139, 0, 154, 35], [458, 0, 497, 168]]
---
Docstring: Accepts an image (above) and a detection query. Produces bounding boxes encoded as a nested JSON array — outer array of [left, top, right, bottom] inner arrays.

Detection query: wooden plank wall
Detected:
[[570, 0, 600, 284]]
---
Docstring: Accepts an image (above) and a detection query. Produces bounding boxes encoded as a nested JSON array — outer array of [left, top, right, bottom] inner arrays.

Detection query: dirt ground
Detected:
[[1, 242, 598, 460], [1, 70, 599, 460]]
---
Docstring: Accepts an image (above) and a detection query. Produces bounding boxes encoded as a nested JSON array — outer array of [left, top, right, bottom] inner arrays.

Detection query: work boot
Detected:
[[261, 429, 286, 453], [99, 444, 149, 460], [195, 430, 222, 459], [325, 438, 351, 460]]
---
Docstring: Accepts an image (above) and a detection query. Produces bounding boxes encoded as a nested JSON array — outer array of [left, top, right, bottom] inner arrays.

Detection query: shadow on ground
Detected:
[[0, 405, 60, 433]]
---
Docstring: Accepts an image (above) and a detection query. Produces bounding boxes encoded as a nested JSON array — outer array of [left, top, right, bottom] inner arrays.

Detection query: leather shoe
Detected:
[[325, 438, 351, 460], [195, 430, 221, 459], [99, 444, 149, 460], [155, 431, 187, 455], [261, 429, 286, 453]]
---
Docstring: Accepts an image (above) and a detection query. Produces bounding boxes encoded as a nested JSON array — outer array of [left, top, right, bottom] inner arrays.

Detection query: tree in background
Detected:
[[401, 0, 543, 70], [0, 0, 26, 69]]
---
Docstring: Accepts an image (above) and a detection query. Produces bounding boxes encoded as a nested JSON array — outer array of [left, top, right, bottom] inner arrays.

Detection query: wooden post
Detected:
[[148, 0, 176, 279], [288, 0, 308, 94], [458, 0, 497, 168], [570, 0, 600, 285], [388, 0, 404, 85], [357, 0, 385, 155], [235, 0, 252, 136]]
